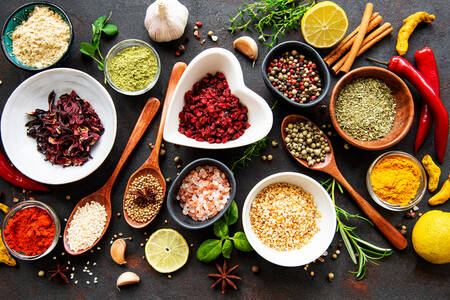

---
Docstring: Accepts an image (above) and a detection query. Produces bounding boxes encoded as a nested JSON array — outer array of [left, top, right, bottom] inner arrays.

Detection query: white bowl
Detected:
[[242, 172, 336, 267], [1, 68, 117, 185], [163, 48, 273, 149]]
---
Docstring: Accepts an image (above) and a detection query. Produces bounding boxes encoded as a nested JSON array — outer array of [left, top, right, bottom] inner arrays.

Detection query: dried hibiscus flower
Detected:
[[25, 90, 104, 167]]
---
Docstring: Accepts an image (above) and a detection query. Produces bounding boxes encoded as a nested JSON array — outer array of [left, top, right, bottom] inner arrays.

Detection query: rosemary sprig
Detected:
[[228, 0, 316, 48], [322, 178, 393, 280], [231, 137, 268, 171]]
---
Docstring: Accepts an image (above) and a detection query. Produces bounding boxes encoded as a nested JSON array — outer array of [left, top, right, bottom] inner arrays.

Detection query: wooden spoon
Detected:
[[123, 62, 187, 228], [63, 98, 161, 255], [281, 114, 407, 250]]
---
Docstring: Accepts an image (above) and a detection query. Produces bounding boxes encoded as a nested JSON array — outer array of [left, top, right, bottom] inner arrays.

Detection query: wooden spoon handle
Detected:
[[333, 170, 407, 250], [148, 62, 187, 167], [103, 98, 161, 192]]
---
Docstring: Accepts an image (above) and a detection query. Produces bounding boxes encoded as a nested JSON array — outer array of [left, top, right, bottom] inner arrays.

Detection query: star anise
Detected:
[[48, 263, 70, 284], [208, 260, 242, 294], [131, 186, 158, 207]]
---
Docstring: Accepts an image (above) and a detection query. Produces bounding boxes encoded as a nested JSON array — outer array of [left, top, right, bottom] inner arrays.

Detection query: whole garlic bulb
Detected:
[[144, 0, 189, 42]]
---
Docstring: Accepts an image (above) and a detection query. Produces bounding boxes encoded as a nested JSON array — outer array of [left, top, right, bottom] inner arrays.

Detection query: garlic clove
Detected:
[[110, 238, 127, 265], [116, 272, 140, 290], [233, 36, 258, 62]]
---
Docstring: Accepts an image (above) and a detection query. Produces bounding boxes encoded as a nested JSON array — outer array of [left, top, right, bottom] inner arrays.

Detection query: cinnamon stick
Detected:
[[340, 3, 374, 73], [324, 13, 382, 66], [333, 23, 393, 74]]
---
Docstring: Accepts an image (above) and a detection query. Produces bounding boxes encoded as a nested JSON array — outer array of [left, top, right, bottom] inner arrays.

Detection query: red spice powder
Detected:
[[178, 72, 250, 143], [4, 207, 55, 256]]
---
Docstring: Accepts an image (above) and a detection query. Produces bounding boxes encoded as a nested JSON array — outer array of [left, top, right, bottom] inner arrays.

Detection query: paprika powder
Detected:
[[4, 207, 55, 256]]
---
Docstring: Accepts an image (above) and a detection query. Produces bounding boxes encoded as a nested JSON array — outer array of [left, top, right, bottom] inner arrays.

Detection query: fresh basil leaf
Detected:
[[231, 232, 253, 252], [223, 201, 238, 225], [196, 239, 222, 263], [222, 239, 233, 259], [102, 24, 118, 36], [80, 42, 95, 57], [213, 219, 229, 238], [93, 15, 106, 29]]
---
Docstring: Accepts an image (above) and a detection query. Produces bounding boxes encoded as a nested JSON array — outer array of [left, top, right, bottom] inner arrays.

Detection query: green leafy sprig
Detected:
[[322, 178, 393, 280], [231, 137, 268, 171], [228, 0, 316, 48], [196, 201, 253, 263], [80, 12, 118, 71]]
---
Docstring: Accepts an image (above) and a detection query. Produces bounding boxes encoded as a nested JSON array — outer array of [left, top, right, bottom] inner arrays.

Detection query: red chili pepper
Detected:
[[0, 150, 50, 192], [388, 56, 448, 163], [414, 47, 441, 154]]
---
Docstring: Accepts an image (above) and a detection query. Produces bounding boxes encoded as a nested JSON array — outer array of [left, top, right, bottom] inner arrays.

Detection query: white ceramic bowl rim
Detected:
[[1, 68, 117, 185], [242, 172, 336, 267], [163, 47, 273, 149]]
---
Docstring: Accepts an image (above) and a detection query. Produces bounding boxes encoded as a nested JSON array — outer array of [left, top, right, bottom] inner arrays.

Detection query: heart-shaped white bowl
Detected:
[[163, 48, 273, 149], [242, 172, 336, 267], [1, 68, 117, 185]]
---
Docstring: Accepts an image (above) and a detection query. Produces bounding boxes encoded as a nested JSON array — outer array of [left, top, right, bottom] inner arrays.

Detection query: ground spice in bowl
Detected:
[[370, 154, 422, 206], [3, 206, 55, 256], [335, 78, 396, 141]]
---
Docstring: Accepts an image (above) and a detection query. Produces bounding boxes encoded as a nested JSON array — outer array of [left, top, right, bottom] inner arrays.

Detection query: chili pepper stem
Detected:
[[366, 57, 389, 66]]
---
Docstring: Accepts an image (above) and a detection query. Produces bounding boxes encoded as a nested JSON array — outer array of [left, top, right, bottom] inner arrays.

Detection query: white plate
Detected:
[[163, 48, 273, 149], [1, 68, 117, 185], [242, 172, 336, 267]]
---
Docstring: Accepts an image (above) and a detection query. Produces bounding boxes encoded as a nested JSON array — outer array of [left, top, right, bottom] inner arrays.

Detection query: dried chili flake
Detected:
[[25, 90, 104, 167], [178, 72, 250, 144]]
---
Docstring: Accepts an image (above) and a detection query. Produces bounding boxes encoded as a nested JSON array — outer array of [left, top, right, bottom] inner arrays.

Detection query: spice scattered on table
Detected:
[[12, 6, 70, 68], [284, 121, 330, 166], [110, 238, 127, 265], [422, 154, 441, 192], [124, 173, 163, 223], [233, 36, 258, 63], [396, 12, 435, 56], [208, 260, 241, 295], [250, 183, 320, 251], [370, 154, 421, 206], [178, 72, 249, 143], [66, 201, 107, 252], [116, 271, 140, 290], [177, 165, 231, 221], [0, 230, 16, 266], [266, 50, 322, 104], [335, 78, 396, 141], [3, 206, 55, 256], [107, 46, 158, 92], [428, 175, 450, 206], [26, 90, 104, 166], [49, 263, 70, 284]]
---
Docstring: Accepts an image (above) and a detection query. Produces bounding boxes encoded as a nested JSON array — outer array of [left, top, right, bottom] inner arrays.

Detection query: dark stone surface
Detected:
[[0, 0, 449, 299]]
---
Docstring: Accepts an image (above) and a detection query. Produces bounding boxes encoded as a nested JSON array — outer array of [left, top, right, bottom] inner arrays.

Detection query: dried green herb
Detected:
[[322, 178, 393, 280], [228, 0, 316, 48], [335, 78, 396, 141]]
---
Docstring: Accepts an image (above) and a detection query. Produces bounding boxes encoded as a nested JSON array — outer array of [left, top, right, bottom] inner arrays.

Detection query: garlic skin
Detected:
[[233, 36, 258, 62], [144, 0, 189, 42], [110, 238, 127, 265], [116, 272, 140, 290]]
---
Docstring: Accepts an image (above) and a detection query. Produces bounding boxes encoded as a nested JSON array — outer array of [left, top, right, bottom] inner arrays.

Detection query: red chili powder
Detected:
[[4, 207, 55, 256]]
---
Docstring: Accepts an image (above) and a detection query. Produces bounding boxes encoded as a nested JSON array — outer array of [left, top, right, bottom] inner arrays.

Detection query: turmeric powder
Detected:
[[371, 155, 422, 206], [396, 12, 435, 56], [422, 154, 441, 192], [429, 175, 450, 206]]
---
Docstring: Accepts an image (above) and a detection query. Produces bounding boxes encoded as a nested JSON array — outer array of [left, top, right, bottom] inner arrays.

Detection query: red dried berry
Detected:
[[195, 21, 203, 27]]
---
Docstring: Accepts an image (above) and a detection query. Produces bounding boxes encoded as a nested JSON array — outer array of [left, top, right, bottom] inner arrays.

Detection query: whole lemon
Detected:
[[412, 210, 450, 264]]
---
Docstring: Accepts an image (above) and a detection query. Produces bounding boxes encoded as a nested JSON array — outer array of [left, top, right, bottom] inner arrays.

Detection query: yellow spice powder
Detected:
[[370, 155, 421, 206]]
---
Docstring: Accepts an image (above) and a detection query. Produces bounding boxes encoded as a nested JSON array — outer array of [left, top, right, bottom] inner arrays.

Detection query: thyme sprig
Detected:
[[231, 137, 268, 171], [228, 0, 316, 48], [322, 178, 393, 280]]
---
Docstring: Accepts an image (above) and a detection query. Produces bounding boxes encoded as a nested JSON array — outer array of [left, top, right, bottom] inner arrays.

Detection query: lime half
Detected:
[[145, 228, 189, 273]]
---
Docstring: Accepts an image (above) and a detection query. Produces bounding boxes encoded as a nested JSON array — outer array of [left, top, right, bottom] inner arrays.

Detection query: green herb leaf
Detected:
[[222, 239, 233, 259], [214, 219, 229, 238], [222, 201, 238, 225], [80, 42, 96, 57], [231, 232, 253, 252], [196, 239, 222, 263], [93, 15, 107, 29], [102, 24, 118, 36]]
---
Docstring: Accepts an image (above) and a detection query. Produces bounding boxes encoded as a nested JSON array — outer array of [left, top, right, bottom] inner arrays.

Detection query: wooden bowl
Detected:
[[329, 66, 414, 150]]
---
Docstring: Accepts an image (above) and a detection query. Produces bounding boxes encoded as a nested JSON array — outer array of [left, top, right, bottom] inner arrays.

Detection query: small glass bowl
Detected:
[[104, 39, 161, 96], [1, 200, 60, 260], [366, 151, 427, 211]]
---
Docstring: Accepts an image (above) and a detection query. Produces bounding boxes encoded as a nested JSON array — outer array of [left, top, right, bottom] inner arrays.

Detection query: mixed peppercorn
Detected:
[[266, 50, 322, 104]]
